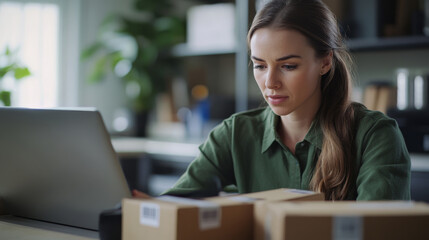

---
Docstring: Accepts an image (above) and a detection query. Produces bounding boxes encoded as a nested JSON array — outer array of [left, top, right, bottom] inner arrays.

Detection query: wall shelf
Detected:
[[347, 36, 429, 52], [170, 43, 237, 57]]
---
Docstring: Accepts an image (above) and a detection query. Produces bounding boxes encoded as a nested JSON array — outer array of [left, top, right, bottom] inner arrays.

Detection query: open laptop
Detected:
[[0, 107, 131, 230]]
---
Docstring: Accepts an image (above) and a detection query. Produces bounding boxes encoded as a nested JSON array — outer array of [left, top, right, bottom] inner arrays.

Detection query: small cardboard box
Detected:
[[122, 188, 324, 240], [261, 201, 429, 240], [123, 195, 253, 240]]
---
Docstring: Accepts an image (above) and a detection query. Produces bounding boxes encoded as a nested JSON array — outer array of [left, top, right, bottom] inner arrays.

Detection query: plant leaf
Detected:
[[81, 42, 102, 60], [88, 57, 108, 83], [5, 46, 11, 56], [0, 91, 11, 106], [14, 67, 31, 79], [0, 64, 14, 78], [110, 51, 124, 69]]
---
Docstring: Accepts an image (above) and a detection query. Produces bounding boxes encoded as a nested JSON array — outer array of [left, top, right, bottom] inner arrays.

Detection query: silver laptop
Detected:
[[0, 107, 131, 230]]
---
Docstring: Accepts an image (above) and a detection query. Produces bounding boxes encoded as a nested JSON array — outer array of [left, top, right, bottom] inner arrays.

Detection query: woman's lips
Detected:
[[267, 95, 288, 105]]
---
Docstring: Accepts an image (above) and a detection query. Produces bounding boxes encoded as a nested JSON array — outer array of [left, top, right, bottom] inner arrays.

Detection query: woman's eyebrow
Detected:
[[276, 55, 301, 61], [251, 56, 265, 62], [251, 55, 302, 62]]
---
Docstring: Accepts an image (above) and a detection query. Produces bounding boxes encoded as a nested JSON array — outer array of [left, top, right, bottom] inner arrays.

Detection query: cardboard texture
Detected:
[[122, 188, 323, 240], [252, 189, 325, 240], [261, 201, 429, 240]]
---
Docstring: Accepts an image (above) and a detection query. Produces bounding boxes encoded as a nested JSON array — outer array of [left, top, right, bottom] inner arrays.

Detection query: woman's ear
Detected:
[[320, 50, 333, 75]]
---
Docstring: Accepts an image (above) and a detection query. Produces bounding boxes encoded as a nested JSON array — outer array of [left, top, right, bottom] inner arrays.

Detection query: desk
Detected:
[[0, 215, 98, 240], [111, 137, 201, 160], [111, 137, 202, 195]]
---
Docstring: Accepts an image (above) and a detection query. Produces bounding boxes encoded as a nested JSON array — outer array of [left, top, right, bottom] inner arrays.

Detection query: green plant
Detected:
[[0, 47, 31, 106], [81, 0, 185, 113]]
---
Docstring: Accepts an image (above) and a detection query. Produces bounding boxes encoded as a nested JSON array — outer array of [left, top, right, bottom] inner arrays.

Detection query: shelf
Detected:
[[347, 35, 429, 52], [170, 43, 237, 57]]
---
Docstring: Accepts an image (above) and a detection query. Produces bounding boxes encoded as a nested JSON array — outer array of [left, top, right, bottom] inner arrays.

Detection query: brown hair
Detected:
[[248, 0, 357, 200]]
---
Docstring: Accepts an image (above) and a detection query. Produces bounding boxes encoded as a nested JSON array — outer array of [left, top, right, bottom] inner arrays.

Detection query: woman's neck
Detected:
[[278, 107, 319, 154]]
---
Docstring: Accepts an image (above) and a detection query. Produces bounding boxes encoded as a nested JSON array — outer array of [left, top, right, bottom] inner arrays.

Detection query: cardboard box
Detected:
[[123, 195, 253, 240], [122, 188, 324, 240], [261, 201, 429, 240]]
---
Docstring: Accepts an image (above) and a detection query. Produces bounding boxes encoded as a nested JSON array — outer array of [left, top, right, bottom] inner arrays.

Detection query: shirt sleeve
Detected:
[[356, 116, 411, 200], [161, 120, 236, 197]]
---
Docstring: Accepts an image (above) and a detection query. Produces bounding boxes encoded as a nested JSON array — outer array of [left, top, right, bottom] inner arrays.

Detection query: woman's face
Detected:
[[250, 28, 329, 117]]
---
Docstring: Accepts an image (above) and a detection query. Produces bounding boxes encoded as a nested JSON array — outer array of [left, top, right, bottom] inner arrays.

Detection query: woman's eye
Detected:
[[282, 65, 297, 70], [253, 64, 265, 70]]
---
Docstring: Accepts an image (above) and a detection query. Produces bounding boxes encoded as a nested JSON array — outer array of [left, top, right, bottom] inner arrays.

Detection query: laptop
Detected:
[[0, 107, 131, 230]]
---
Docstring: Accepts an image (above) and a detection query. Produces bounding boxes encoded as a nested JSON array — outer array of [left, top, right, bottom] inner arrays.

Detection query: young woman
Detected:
[[156, 0, 410, 200]]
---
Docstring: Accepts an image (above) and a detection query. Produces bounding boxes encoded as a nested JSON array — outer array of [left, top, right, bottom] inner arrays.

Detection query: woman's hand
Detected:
[[132, 189, 151, 199]]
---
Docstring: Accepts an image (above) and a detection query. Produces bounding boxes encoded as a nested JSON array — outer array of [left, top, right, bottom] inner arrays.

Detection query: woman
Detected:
[[155, 0, 411, 200]]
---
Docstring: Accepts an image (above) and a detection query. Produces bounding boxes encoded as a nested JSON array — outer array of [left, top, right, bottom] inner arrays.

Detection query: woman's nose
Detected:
[[265, 69, 281, 89]]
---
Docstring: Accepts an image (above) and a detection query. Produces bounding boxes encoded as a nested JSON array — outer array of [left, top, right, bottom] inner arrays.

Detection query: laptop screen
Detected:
[[0, 107, 131, 230]]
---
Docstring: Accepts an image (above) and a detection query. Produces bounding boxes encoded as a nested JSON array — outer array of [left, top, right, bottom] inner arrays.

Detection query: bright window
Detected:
[[0, 0, 59, 107]]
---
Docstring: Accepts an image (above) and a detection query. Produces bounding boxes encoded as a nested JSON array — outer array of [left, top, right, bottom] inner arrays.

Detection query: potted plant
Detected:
[[0, 47, 31, 106], [81, 0, 185, 136]]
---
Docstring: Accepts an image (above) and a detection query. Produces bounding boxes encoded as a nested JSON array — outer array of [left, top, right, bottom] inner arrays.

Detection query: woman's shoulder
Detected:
[[216, 106, 273, 133], [352, 102, 395, 123], [352, 102, 399, 135], [207, 107, 272, 140], [227, 106, 272, 122]]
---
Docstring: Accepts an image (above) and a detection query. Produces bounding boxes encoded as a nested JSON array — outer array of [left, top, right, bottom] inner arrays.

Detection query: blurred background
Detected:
[[1, 0, 428, 198]]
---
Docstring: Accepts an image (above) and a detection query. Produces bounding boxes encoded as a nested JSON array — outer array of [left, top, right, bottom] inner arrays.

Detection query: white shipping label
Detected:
[[199, 206, 221, 230], [228, 196, 259, 203], [140, 202, 160, 227], [333, 216, 363, 240]]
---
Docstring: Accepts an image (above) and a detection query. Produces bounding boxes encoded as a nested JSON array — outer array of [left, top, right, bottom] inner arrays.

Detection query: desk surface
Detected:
[[0, 215, 98, 240], [112, 137, 201, 159]]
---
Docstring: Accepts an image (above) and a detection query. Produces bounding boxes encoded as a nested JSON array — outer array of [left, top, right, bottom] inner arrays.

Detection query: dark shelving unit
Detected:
[[347, 35, 429, 52]]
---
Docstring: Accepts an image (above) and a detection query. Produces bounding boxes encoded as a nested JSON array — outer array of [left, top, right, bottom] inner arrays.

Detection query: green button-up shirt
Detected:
[[164, 105, 411, 200]]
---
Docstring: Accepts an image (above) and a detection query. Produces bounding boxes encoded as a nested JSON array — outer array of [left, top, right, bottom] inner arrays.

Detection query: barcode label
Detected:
[[199, 206, 221, 230], [333, 216, 363, 240], [140, 202, 160, 227]]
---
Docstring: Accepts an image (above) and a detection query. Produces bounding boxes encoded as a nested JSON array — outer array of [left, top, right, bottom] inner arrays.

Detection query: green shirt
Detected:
[[163, 104, 411, 200]]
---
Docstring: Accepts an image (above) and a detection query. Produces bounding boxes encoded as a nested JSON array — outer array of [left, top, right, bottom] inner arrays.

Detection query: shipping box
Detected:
[[122, 188, 324, 240], [260, 201, 429, 240]]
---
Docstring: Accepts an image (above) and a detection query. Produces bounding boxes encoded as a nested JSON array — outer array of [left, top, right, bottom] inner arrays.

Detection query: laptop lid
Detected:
[[0, 107, 131, 230]]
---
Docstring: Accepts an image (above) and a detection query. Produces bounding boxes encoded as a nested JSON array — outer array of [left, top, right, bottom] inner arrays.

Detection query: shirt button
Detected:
[[300, 142, 306, 147]]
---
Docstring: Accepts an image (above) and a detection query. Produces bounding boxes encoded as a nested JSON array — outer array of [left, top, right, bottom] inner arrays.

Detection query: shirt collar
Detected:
[[304, 115, 323, 150], [261, 109, 278, 153], [261, 109, 323, 153]]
